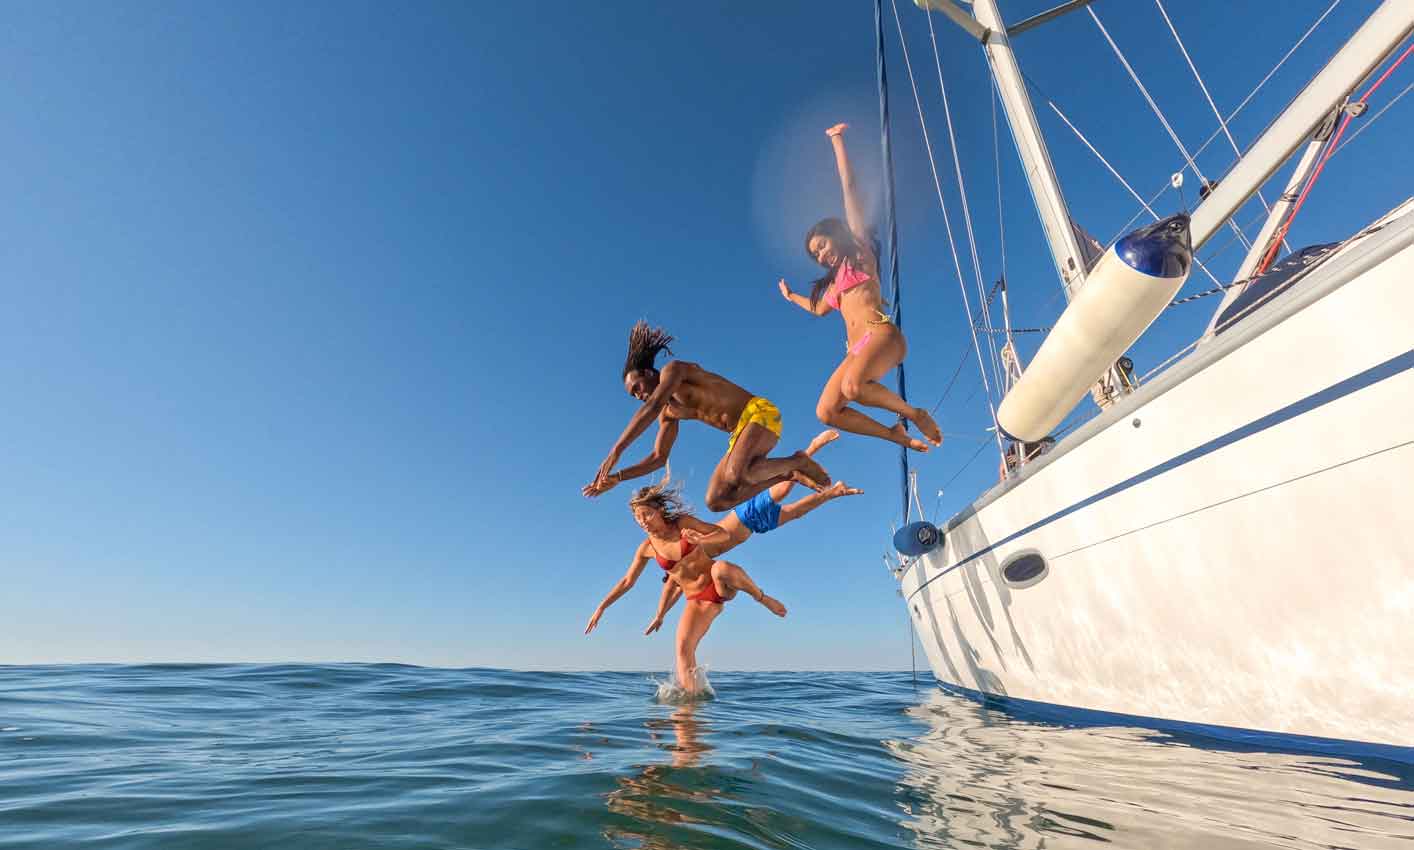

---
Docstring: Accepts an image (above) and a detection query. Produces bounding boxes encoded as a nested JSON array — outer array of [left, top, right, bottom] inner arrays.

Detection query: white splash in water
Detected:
[[652, 667, 715, 704]]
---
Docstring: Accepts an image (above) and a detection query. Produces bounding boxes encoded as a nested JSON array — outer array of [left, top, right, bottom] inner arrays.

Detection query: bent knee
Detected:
[[704, 493, 733, 512], [704, 481, 734, 512], [722, 460, 749, 485], [816, 401, 842, 424], [840, 377, 863, 400]]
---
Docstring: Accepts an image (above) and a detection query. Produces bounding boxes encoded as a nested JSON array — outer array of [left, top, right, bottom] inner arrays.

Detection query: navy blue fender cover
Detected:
[[893, 521, 943, 557]]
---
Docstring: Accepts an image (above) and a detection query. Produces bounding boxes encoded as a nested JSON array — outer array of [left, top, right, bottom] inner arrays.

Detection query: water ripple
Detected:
[[0, 665, 1409, 848]]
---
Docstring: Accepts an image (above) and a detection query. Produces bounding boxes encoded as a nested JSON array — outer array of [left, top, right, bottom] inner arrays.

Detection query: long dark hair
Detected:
[[804, 218, 880, 310], [622, 321, 675, 379]]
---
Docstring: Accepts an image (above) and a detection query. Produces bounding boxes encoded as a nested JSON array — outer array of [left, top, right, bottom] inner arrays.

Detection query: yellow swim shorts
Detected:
[[726, 396, 783, 452]]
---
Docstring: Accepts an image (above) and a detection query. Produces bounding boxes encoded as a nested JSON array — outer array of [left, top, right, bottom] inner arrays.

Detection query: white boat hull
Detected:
[[901, 208, 1414, 753]]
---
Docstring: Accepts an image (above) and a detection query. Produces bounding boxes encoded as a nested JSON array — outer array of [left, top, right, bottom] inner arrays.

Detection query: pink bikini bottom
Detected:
[[846, 312, 893, 357]]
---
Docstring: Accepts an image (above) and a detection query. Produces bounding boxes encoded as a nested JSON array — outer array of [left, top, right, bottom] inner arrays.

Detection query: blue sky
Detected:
[[1, 1, 1406, 669]]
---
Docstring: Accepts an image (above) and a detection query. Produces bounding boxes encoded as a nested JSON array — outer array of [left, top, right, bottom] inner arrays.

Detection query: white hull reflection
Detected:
[[889, 690, 1414, 848]]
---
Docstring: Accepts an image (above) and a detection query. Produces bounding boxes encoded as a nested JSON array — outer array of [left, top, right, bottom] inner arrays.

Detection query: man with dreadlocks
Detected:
[[583, 321, 831, 512]]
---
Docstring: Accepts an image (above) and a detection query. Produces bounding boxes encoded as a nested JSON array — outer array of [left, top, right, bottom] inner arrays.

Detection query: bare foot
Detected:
[[889, 422, 931, 452], [757, 592, 787, 617], [806, 429, 841, 455], [822, 480, 864, 499], [793, 452, 832, 489], [790, 470, 825, 492], [910, 407, 943, 446]]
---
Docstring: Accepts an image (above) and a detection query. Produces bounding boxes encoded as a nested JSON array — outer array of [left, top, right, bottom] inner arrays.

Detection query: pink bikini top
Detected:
[[824, 260, 873, 310]]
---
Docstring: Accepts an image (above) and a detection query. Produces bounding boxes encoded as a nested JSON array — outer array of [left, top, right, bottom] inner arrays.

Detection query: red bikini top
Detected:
[[652, 532, 694, 571]]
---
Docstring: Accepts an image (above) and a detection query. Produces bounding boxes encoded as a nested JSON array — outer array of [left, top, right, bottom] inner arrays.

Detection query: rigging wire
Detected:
[[929, 279, 1007, 416], [1039, 93, 1225, 288], [1087, 8, 1207, 186], [992, 87, 1008, 292], [1088, 6, 1252, 251], [941, 440, 993, 491], [1330, 78, 1414, 155], [991, 86, 1020, 382], [922, 4, 1008, 400], [1155, 0, 1278, 225], [1105, 0, 1345, 246], [885, 0, 1374, 499], [886, 0, 1003, 454], [1255, 40, 1414, 274]]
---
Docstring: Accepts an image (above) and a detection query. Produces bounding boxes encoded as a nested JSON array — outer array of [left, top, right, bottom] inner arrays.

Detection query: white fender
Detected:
[[997, 214, 1193, 443]]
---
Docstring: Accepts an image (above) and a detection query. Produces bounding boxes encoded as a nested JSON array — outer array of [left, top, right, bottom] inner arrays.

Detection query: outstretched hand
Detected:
[[644, 616, 665, 635], [582, 476, 615, 498], [680, 527, 715, 545], [778, 278, 792, 301], [582, 468, 618, 498], [826, 122, 849, 137], [585, 608, 604, 635]]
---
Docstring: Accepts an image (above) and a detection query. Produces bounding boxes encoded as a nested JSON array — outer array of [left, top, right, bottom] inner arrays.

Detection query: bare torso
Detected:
[[663, 363, 756, 432], [643, 529, 719, 600], [831, 259, 899, 350]]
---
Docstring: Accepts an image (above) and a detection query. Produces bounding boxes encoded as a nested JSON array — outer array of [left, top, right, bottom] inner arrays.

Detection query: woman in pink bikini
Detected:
[[778, 123, 942, 452], [583, 481, 786, 695]]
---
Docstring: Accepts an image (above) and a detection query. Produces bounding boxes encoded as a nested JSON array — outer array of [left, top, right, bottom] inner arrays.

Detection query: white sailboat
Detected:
[[886, 0, 1414, 758]]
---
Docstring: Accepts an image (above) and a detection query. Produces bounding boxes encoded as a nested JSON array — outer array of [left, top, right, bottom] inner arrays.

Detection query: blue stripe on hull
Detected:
[[935, 679, 1414, 767], [910, 347, 1414, 600]]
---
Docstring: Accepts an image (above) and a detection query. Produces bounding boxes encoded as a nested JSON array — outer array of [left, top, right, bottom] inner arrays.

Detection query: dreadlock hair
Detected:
[[804, 218, 883, 311], [622, 320, 675, 379], [628, 476, 693, 525]]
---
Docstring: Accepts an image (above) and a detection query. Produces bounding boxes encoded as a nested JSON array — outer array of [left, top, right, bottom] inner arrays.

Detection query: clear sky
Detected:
[[2, 1, 1406, 669]]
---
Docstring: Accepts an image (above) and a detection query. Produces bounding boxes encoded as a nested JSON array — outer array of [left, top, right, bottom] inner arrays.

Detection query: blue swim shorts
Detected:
[[734, 490, 782, 534]]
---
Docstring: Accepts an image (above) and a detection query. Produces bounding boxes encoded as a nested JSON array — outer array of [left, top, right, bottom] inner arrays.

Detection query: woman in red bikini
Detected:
[[778, 122, 943, 452], [583, 481, 786, 695]]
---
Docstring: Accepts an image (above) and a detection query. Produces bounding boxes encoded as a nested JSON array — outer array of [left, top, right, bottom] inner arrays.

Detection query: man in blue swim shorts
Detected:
[[707, 429, 862, 555], [621, 430, 860, 637]]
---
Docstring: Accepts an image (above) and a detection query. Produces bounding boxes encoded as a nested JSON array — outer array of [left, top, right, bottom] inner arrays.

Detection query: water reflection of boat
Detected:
[[890, 691, 1414, 849]]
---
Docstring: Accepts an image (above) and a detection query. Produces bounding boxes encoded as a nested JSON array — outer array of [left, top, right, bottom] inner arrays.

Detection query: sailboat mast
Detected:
[[970, 0, 1089, 296]]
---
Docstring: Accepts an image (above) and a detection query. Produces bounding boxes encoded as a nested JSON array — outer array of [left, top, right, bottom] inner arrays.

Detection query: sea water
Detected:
[[1, 665, 1410, 849]]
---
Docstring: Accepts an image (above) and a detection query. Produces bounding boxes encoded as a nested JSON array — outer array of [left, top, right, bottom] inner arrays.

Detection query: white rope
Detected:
[[1046, 98, 1224, 288], [923, 5, 1008, 405], [886, 0, 1002, 447]]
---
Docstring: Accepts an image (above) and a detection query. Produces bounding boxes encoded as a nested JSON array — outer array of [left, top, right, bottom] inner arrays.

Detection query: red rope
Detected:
[[1254, 40, 1414, 276]]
